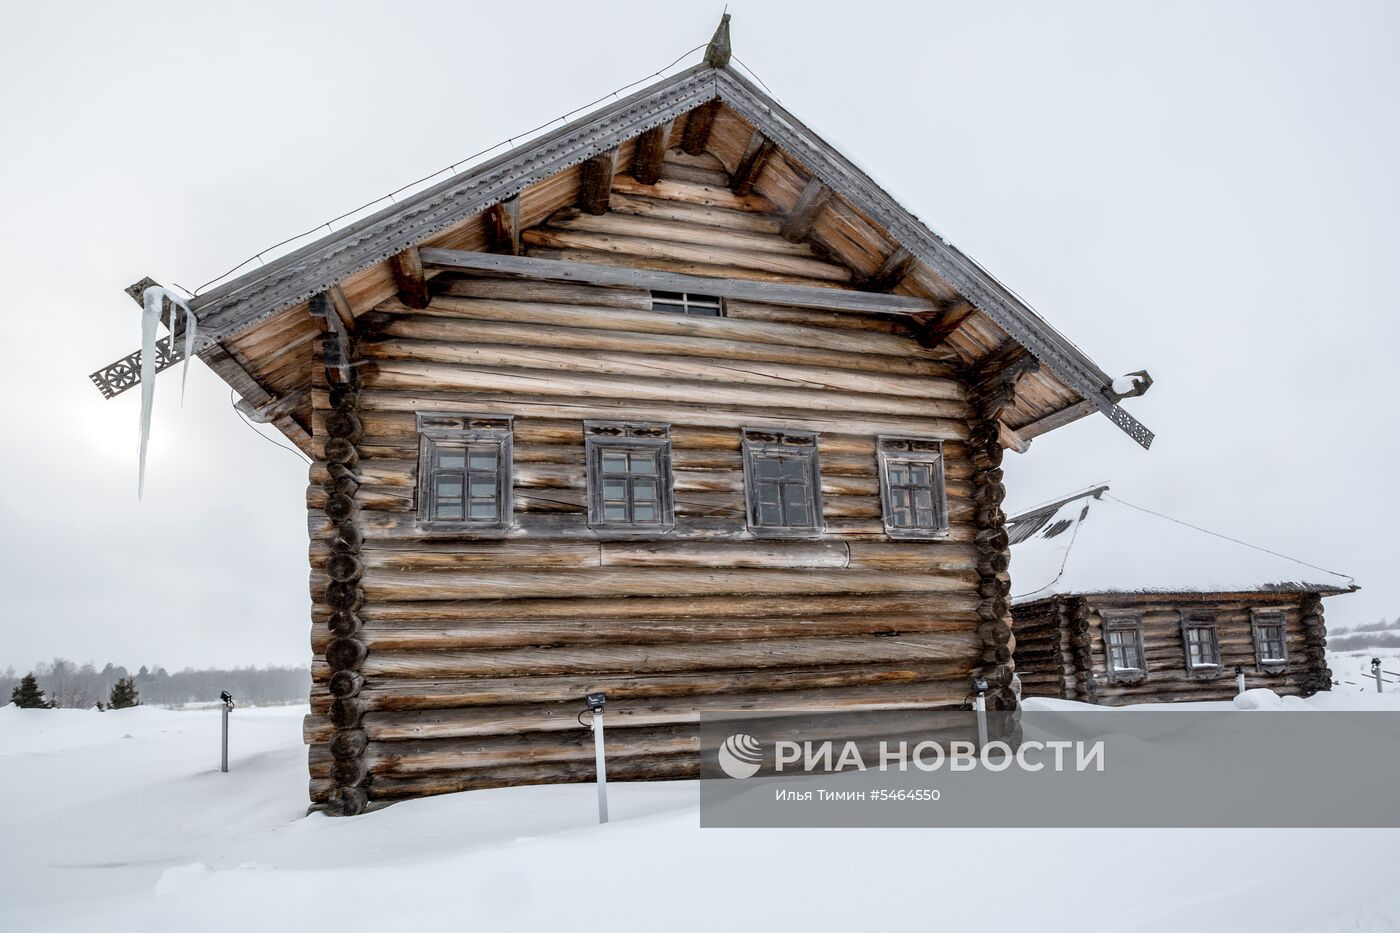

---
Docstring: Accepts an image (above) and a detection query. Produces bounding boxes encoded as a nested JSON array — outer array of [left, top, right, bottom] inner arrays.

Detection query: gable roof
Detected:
[[1008, 486, 1357, 604], [91, 24, 1155, 451]]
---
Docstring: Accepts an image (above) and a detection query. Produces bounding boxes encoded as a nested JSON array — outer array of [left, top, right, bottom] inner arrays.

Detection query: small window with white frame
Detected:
[[584, 422, 675, 531], [650, 290, 723, 316], [1251, 609, 1288, 671], [416, 413, 513, 531], [1181, 613, 1221, 676], [876, 436, 948, 537], [1102, 611, 1147, 683], [742, 428, 822, 536]]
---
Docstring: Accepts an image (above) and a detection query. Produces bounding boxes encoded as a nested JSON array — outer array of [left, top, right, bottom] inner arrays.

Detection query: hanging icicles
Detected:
[[137, 286, 197, 498]]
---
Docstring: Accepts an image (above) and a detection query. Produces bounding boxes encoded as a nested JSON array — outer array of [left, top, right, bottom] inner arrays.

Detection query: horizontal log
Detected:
[[359, 336, 964, 400], [545, 206, 806, 257], [434, 275, 652, 310], [309, 659, 978, 713], [363, 756, 700, 801], [521, 226, 852, 282], [304, 680, 971, 743], [350, 631, 982, 679], [365, 359, 968, 419], [335, 566, 976, 603], [606, 191, 782, 234], [310, 609, 981, 653], [418, 247, 938, 315]]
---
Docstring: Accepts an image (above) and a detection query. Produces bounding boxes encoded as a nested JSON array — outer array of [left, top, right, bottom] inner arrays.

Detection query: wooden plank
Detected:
[[577, 149, 617, 215], [485, 196, 521, 255], [680, 100, 720, 156], [631, 122, 671, 185], [418, 248, 938, 315], [859, 247, 915, 292], [917, 299, 978, 347], [781, 178, 832, 242], [1014, 399, 1096, 440], [731, 131, 775, 197], [388, 247, 430, 309]]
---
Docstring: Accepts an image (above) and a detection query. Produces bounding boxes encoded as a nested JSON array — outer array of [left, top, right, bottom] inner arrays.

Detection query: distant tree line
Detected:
[[1328, 617, 1400, 653], [0, 659, 309, 709]]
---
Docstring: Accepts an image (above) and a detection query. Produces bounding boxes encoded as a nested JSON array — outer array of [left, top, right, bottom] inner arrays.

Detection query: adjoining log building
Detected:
[[1009, 486, 1355, 706], [90, 19, 1155, 813]]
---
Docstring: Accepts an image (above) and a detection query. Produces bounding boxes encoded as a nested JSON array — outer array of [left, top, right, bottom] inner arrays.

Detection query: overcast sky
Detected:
[[1, 1, 1396, 670]]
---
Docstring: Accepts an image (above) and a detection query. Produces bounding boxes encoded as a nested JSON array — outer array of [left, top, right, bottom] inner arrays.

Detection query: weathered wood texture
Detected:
[[1011, 592, 1333, 706], [300, 156, 1036, 811]]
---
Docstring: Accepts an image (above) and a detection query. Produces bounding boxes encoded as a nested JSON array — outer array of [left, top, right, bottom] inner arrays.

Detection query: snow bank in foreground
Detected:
[[2, 701, 1399, 933]]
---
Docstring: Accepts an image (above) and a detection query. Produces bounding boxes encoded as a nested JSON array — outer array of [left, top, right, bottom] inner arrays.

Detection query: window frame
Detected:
[[1101, 610, 1148, 684], [415, 413, 514, 533], [1180, 612, 1222, 677], [741, 428, 823, 538], [584, 421, 676, 534], [649, 290, 724, 316], [1251, 609, 1289, 672], [875, 436, 949, 539]]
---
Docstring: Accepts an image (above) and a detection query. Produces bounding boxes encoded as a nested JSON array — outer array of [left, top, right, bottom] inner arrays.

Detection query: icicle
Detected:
[[137, 286, 196, 499]]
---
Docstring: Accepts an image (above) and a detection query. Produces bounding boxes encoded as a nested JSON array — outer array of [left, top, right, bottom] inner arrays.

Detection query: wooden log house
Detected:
[[89, 19, 1156, 813], [1009, 486, 1356, 705]]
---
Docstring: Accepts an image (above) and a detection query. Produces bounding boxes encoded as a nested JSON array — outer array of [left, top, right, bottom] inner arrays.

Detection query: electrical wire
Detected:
[[192, 42, 707, 297], [230, 388, 312, 464]]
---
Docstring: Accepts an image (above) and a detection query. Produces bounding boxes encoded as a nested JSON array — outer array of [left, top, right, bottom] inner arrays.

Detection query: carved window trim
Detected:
[[415, 413, 514, 533], [1180, 612, 1222, 678], [1102, 611, 1147, 684], [1251, 609, 1289, 673], [741, 428, 823, 537], [584, 422, 676, 534], [875, 436, 949, 539]]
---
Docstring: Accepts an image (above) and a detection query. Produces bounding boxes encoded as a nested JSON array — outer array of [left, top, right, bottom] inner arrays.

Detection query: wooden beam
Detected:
[[235, 387, 308, 424], [578, 149, 618, 215], [731, 131, 775, 197], [307, 291, 357, 386], [998, 420, 1032, 454], [486, 196, 521, 256], [781, 178, 831, 242], [858, 247, 915, 292], [388, 247, 429, 309], [680, 100, 720, 156], [418, 247, 940, 316], [327, 284, 356, 330], [632, 122, 672, 185], [915, 299, 978, 347], [1014, 399, 1096, 441]]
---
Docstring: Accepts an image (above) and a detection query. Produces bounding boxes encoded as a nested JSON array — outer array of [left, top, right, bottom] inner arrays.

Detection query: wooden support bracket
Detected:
[[388, 247, 430, 309]]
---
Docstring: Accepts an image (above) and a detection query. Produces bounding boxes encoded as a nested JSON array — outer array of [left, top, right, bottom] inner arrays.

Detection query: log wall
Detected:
[[300, 171, 1011, 808], [1012, 592, 1333, 706]]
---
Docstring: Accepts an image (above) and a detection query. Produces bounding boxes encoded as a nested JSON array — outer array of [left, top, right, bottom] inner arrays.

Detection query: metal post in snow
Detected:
[[1235, 666, 1247, 696], [220, 691, 234, 773], [586, 692, 608, 823], [1373, 659, 1384, 694], [972, 678, 989, 752]]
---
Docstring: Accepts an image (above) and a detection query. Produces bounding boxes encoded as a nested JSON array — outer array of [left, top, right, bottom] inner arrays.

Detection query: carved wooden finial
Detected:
[[704, 13, 732, 68]]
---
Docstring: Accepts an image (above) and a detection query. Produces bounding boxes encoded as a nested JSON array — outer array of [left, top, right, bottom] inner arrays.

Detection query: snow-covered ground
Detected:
[[3, 686, 1400, 932]]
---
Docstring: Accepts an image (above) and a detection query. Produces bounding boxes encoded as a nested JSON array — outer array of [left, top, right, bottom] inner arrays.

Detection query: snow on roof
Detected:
[[1007, 486, 1357, 605]]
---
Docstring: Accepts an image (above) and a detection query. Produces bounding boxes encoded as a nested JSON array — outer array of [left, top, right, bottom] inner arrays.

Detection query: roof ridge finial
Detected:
[[704, 12, 732, 68]]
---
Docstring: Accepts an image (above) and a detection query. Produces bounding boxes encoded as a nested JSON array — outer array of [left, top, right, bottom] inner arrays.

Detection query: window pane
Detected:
[[910, 464, 932, 486], [467, 449, 496, 470], [603, 481, 627, 501], [435, 477, 463, 497], [601, 452, 628, 474], [633, 479, 657, 503], [604, 504, 627, 521], [780, 459, 806, 482], [435, 502, 463, 520], [755, 481, 781, 506], [630, 454, 657, 475], [756, 457, 780, 480], [758, 502, 783, 525], [436, 448, 466, 469], [469, 501, 498, 520], [469, 478, 495, 497], [889, 464, 909, 485], [891, 489, 910, 508], [633, 504, 656, 522], [913, 489, 934, 511]]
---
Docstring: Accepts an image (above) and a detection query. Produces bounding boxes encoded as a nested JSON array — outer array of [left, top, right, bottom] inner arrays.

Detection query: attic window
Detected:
[[651, 291, 723, 316]]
